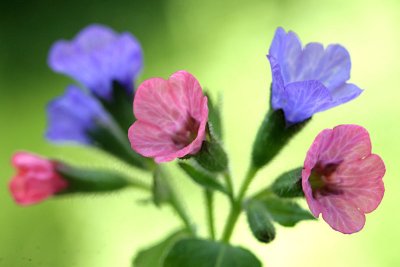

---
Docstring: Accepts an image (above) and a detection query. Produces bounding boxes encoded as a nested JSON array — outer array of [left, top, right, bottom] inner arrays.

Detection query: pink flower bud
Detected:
[[9, 152, 68, 206], [302, 125, 385, 234], [129, 70, 208, 163]]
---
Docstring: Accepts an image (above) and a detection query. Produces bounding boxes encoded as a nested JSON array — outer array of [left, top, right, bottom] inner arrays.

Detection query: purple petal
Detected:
[[268, 27, 302, 84], [281, 80, 333, 124], [46, 85, 110, 144], [48, 24, 143, 100], [291, 44, 351, 91], [267, 55, 285, 110], [330, 83, 362, 107]]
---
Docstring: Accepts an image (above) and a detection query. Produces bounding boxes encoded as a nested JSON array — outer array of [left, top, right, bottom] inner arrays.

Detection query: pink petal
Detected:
[[318, 125, 371, 163], [12, 152, 53, 171], [333, 154, 385, 213], [129, 121, 182, 159], [9, 152, 68, 205], [319, 196, 366, 234], [168, 71, 206, 121], [12, 152, 54, 180], [303, 129, 331, 170], [134, 77, 185, 134], [130, 71, 208, 162]]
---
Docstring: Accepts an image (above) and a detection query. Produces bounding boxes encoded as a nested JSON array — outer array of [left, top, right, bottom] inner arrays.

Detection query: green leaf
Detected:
[[163, 238, 261, 267], [206, 92, 223, 140], [133, 229, 188, 267], [271, 167, 304, 198], [152, 167, 171, 206], [245, 201, 275, 243], [259, 196, 315, 227], [178, 162, 228, 195]]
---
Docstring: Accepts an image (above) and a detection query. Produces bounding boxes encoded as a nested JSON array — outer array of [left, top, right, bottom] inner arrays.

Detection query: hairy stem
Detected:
[[159, 166, 196, 236], [223, 171, 235, 200], [205, 189, 216, 240], [220, 166, 258, 243]]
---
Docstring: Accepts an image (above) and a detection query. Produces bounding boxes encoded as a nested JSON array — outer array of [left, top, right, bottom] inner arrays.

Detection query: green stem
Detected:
[[220, 166, 258, 243], [223, 171, 234, 200], [205, 189, 216, 240], [159, 166, 196, 236]]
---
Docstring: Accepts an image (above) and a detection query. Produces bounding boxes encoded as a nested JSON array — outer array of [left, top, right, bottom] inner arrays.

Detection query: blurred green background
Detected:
[[1, 0, 399, 266]]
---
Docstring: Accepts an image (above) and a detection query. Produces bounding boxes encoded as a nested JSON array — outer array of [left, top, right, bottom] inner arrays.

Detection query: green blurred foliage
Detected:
[[1, 0, 399, 266]]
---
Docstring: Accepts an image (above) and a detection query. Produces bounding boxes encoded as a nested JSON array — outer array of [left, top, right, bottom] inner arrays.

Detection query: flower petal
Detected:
[[319, 196, 366, 234], [293, 44, 351, 91], [133, 78, 187, 135], [318, 124, 371, 163], [281, 80, 333, 124], [329, 83, 363, 108], [46, 86, 109, 144], [268, 27, 302, 84], [267, 55, 286, 110], [169, 71, 206, 122], [48, 24, 143, 99], [333, 154, 385, 213], [128, 121, 181, 161]]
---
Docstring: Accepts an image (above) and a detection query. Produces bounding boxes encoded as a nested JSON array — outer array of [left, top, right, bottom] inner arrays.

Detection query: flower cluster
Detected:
[[5, 24, 386, 266]]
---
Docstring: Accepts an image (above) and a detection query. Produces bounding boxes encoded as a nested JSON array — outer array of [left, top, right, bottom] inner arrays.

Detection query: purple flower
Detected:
[[48, 24, 143, 100], [268, 27, 362, 124], [46, 86, 111, 144]]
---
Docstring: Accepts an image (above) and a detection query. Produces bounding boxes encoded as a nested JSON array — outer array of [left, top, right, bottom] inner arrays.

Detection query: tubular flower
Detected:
[[9, 152, 68, 205], [268, 27, 362, 124], [48, 24, 143, 100], [128, 71, 208, 163], [302, 125, 385, 234], [46, 85, 112, 144]]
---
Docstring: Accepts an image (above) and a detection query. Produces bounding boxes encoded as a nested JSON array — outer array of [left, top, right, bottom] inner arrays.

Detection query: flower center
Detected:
[[171, 116, 200, 149], [309, 162, 342, 197]]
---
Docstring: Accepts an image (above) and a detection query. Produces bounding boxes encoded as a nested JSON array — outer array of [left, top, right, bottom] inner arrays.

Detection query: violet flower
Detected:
[[268, 27, 362, 124], [46, 85, 111, 144], [48, 24, 143, 100]]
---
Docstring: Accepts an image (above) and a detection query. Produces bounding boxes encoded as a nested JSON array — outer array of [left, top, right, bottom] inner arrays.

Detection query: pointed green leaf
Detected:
[[245, 201, 276, 243], [259, 196, 315, 227], [133, 229, 188, 267], [271, 167, 304, 198], [178, 162, 228, 195], [163, 238, 261, 267]]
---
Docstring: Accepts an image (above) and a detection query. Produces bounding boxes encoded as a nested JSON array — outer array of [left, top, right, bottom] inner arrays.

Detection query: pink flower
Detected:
[[9, 152, 68, 206], [302, 125, 385, 234], [128, 71, 208, 163]]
